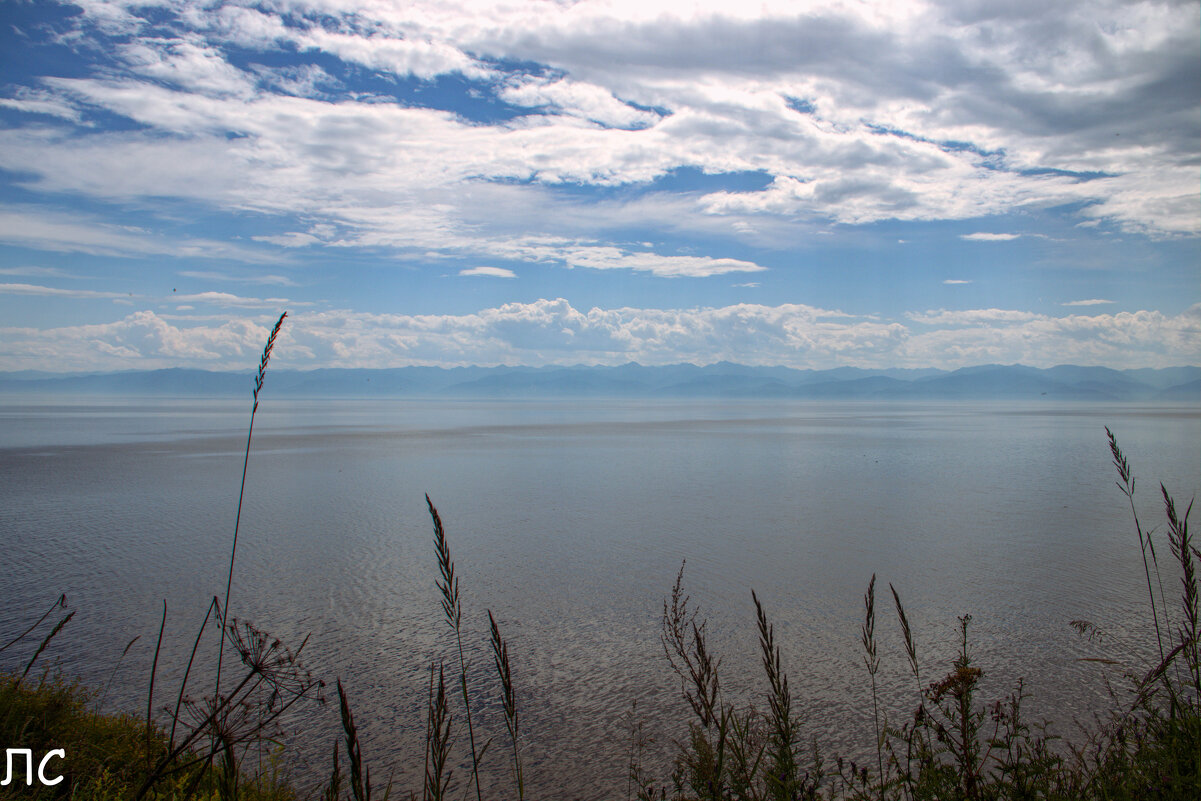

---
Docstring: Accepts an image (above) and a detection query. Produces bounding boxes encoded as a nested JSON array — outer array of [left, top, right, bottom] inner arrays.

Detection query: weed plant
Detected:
[[643, 429, 1198, 801]]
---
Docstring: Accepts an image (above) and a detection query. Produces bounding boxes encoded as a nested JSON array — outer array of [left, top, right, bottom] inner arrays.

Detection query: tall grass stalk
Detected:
[[1107, 426, 1168, 661], [98, 632, 141, 710], [425, 663, 454, 801], [18, 607, 74, 685], [427, 493, 484, 801], [169, 596, 220, 752], [861, 574, 883, 799], [216, 310, 287, 700], [146, 599, 166, 768], [753, 589, 799, 801], [337, 679, 372, 801], [0, 593, 67, 655], [1162, 484, 1198, 696], [662, 561, 729, 800], [489, 610, 524, 800], [890, 582, 924, 801]]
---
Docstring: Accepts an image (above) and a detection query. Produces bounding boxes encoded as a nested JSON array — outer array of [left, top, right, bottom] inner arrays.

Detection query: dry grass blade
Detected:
[[98, 632, 142, 710], [338, 679, 371, 801], [253, 311, 288, 410], [323, 740, 342, 801], [425, 494, 482, 801], [862, 574, 883, 794], [1162, 484, 1199, 691], [662, 561, 721, 729], [145, 600, 166, 768], [862, 574, 879, 676], [890, 582, 919, 685], [1131, 638, 1190, 711], [1106, 426, 1133, 492], [752, 589, 798, 801], [1, 593, 67, 654], [19, 608, 75, 683], [170, 596, 220, 752], [428, 493, 461, 630], [1107, 427, 1167, 660], [426, 663, 454, 801], [489, 610, 524, 800]]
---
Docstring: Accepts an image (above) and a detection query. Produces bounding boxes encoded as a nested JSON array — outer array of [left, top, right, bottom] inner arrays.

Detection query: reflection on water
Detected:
[[1, 398, 1199, 799]]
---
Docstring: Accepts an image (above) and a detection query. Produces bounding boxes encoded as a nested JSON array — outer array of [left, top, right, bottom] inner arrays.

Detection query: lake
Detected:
[[1, 397, 1198, 799]]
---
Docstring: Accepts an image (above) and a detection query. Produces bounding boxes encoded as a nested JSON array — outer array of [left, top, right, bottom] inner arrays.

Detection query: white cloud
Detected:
[[169, 291, 302, 308], [0, 309, 286, 370], [1, 0, 1192, 275], [0, 282, 136, 300], [943, 279, 972, 285], [296, 27, 491, 81], [561, 248, 767, 278], [0, 266, 83, 279], [498, 77, 660, 128], [0, 205, 279, 262], [1061, 298, 1115, 306], [960, 232, 1022, 242], [177, 270, 297, 286], [5, 300, 1197, 372], [118, 37, 253, 97], [907, 308, 1040, 326], [459, 266, 516, 278], [252, 232, 323, 248], [0, 89, 84, 122]]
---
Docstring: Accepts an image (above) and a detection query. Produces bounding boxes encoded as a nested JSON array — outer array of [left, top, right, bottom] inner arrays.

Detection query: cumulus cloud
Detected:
[[3, 300, 1197, 372], [908, 308, 1041, 325], [0, 310, 285, 370]]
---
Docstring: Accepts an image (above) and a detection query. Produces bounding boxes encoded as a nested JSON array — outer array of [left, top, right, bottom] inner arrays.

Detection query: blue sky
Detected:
[[0, 0, 1198, 371]]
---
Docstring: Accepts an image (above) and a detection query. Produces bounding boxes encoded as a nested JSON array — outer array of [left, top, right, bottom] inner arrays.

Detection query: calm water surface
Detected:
[[1, 397, 1199, 799]]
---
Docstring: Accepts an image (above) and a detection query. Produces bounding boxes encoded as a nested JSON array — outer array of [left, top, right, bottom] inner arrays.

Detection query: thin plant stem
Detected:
[[0, 593, 66, 654], [215, 311, 286, 700], [146, 600, 166, 768]]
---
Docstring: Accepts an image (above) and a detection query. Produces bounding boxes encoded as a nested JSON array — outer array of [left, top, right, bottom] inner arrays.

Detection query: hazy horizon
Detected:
[[3, 361, 1201, 376]]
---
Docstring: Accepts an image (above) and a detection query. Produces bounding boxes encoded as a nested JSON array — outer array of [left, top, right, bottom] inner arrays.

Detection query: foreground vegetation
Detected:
[[2, 316, 1197, 799]]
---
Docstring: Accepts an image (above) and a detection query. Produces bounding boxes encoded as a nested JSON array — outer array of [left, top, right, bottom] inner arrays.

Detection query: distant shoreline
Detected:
[[1, 363, 1198, 402]]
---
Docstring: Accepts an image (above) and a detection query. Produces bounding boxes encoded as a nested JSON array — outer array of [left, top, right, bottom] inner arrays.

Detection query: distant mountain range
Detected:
[[1, 363, 1198, 401]]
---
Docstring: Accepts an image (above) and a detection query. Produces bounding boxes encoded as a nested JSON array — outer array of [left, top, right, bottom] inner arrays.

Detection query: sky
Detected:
[[0, 0, 1198, 372]]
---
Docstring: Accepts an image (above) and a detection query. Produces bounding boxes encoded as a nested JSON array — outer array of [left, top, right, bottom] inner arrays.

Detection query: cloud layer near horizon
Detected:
[[3, 300, 1198, 372]]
